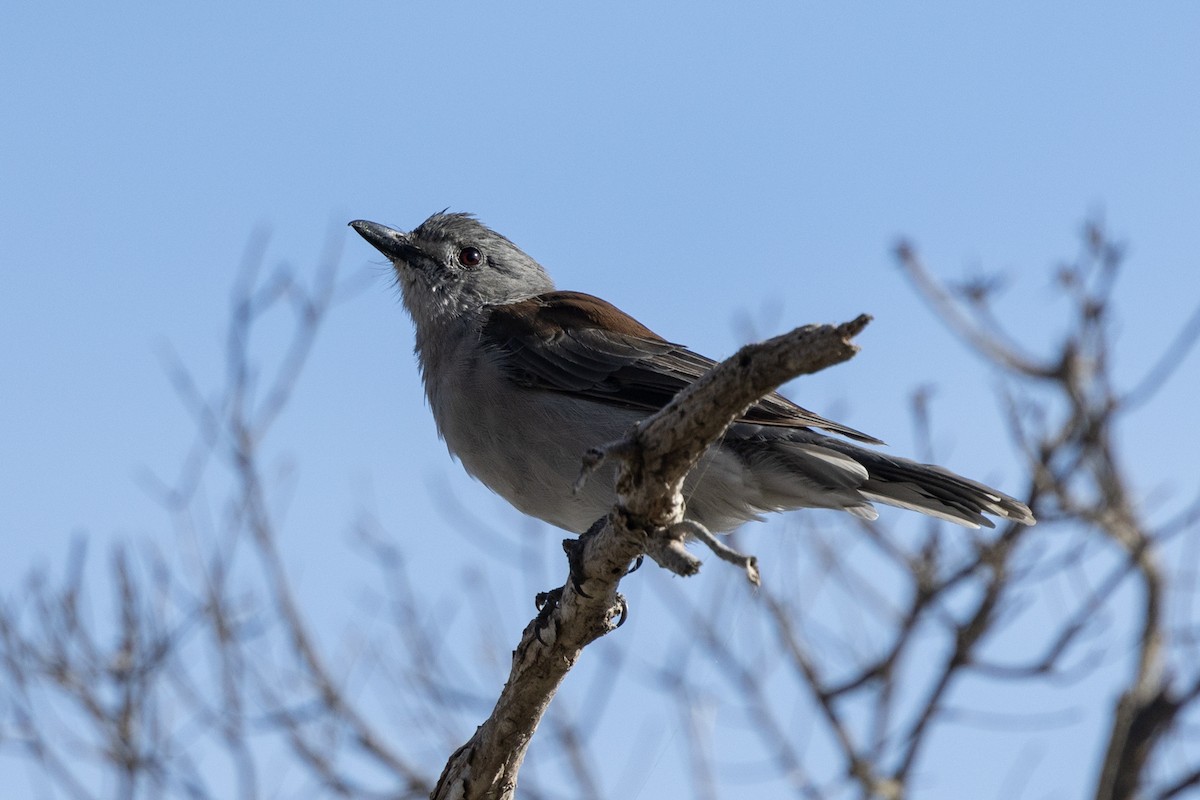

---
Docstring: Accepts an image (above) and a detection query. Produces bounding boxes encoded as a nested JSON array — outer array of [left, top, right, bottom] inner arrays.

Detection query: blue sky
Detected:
[[4, 3, 1200, 798]]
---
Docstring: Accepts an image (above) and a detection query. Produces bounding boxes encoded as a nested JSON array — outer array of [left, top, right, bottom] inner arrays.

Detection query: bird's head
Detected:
[[350, 212, 555, 330]]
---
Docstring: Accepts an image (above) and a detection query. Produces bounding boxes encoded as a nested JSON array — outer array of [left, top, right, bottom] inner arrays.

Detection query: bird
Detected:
[[350, 212, 1034, 534]]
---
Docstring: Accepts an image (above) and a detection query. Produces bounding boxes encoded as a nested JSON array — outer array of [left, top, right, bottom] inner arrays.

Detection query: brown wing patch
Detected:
[[484, 291, 666, 342], [481, 292, 884, 445]]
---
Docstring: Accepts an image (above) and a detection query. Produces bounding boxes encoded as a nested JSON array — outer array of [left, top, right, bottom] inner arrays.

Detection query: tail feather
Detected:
[[721, 427, 1036, 530], [756, 430, 1036, 529], [841, 448, 1035, 529]]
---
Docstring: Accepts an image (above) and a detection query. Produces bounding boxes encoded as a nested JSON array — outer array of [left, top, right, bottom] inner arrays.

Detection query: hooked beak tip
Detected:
[[349, 219, 416, 262]]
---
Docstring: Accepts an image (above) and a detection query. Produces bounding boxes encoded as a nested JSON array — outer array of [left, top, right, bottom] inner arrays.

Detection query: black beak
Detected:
[[349, 220, 422, 262]]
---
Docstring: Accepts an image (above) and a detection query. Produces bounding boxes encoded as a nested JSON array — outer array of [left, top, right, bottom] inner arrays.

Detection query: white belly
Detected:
[[425, 348, 624, 531]]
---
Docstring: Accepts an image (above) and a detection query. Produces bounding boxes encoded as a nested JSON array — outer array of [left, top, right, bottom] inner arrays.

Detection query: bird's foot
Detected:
[[671, 520, 761, 586]]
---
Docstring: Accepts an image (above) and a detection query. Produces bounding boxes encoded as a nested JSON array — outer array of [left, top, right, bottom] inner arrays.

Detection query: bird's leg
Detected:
[[672, 520, 761, 586]]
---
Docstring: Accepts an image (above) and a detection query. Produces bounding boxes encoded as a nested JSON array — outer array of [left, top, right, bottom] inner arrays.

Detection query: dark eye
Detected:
[[457, 246, 483, 268]]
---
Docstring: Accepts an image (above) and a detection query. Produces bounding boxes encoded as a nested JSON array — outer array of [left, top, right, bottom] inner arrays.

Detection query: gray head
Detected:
[[350, 212, 555, 329]]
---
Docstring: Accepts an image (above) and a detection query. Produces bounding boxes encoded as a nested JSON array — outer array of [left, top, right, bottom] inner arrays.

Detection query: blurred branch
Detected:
[[894, 240, 1056, 379], [0, 229, 440, 800], [898, 220, 1198, 800]]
